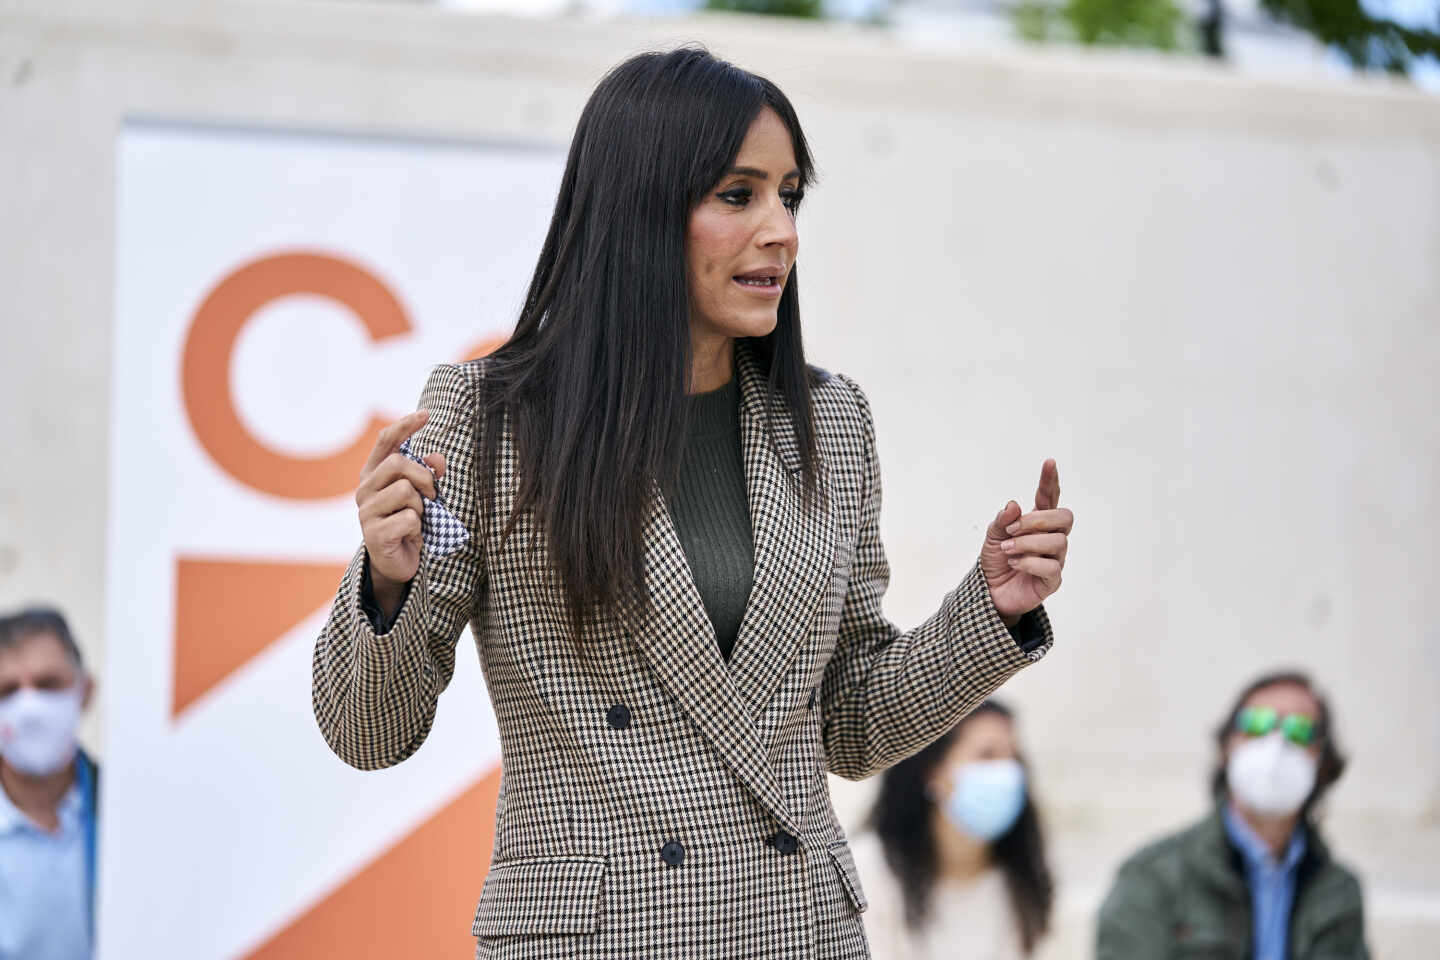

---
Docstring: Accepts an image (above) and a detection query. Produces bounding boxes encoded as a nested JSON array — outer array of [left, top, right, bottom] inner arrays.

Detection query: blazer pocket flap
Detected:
[[471, 855, 606, 937], [826, 841, 869, 914]]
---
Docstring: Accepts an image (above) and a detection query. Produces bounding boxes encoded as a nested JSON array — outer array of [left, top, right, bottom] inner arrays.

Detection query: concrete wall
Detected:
[[2, 0, 1437, 954]]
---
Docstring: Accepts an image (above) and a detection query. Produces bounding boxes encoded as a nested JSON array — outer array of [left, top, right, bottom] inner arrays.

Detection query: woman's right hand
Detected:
[[356, 410, 448, 617]]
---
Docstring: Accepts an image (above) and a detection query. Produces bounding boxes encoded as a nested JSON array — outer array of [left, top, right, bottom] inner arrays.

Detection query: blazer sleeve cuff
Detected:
[[342, 546, 431, 664], [948, 563, 1055, 685], [359, 553, 414, 636], [1010, 608, 1050, 654]]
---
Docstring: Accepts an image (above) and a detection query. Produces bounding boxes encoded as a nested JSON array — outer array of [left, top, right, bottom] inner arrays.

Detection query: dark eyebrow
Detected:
[[727, 166, 802, 182]]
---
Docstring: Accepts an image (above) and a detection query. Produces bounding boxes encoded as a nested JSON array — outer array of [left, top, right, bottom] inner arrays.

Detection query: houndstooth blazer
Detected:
[[312, 341, 1054, 959]]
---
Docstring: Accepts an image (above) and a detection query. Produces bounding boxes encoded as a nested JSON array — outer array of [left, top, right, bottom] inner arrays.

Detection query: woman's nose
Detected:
[[757, 199, 798, 252]]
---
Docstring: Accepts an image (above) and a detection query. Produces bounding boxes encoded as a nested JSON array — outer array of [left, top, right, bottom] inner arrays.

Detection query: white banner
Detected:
[[105, 121, 564, 959]]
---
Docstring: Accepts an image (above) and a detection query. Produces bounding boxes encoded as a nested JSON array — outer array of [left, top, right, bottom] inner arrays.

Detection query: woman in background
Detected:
[[851, 700, 1054, 959]]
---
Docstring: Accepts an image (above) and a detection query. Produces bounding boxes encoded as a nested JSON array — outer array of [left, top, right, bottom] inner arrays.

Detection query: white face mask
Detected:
[[0, 685, 84, 776], [1226, 732, 1317, 816]]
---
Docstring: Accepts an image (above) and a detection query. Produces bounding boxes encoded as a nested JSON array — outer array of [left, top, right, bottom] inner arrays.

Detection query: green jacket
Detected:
[[1097, 806, 1368, 960]]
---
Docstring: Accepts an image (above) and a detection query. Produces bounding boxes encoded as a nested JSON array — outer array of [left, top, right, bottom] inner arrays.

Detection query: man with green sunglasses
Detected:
[[1235, 704, 1317, 748], [1097, 670, 1369, 960]]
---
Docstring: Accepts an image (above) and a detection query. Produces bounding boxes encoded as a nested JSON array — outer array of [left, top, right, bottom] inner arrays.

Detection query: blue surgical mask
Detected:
[[944, 759, 1027, 842]]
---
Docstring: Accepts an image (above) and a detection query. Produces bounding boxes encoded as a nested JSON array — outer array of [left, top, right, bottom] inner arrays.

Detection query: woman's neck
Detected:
[[0, 758, 74, 833], [689, 335, 735, 395], [931, 807, 992, 883]]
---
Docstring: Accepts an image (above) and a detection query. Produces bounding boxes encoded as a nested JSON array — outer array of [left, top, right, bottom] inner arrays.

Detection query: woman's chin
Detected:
[[720, 310, 780, 341]]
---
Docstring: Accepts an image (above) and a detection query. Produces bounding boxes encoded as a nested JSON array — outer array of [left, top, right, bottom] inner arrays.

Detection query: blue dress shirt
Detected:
[[0, 764, 92, 960], [1223, 802, 1308, 960]]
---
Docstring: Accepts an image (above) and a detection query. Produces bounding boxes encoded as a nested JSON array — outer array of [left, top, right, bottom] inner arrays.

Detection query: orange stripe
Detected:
[[457, 333, 507, 363], [244, 768, 500, 959]]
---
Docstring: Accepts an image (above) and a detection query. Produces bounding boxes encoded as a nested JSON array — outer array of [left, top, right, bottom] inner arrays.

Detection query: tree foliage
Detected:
[[704, 0, 823, 17], [1065, 0, 1186, 47], [1260, 0, 1440, 73], [1016, 0, 1440, 76], [1016, 0, 1187, 50]]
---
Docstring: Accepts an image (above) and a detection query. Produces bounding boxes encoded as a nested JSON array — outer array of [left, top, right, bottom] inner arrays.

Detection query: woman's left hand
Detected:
[[980, 459, 1072, 625]]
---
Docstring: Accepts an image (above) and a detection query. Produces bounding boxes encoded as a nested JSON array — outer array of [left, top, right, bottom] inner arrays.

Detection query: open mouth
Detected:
[[733, 273, 783, 295]]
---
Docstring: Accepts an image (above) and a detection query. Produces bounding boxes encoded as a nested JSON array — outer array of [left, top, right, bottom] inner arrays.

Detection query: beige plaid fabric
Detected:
[[312, 341, 1054, 959]]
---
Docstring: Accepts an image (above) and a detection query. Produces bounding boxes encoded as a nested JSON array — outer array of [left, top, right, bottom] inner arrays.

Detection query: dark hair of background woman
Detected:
[[1208, 668, 1347, 822], [866, 700, 1054, 954], [473, 47, 821, 634]]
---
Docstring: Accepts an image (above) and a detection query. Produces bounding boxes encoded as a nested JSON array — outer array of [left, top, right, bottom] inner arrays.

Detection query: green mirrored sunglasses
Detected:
[[1235, 706, 1317, 747]]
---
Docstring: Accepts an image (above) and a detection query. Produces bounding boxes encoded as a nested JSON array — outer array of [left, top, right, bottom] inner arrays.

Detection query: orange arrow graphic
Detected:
[[173, 556, 349, 718], [243, 768, 501, 959]]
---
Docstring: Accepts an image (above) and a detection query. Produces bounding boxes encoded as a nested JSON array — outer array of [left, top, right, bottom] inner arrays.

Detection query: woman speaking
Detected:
[[312, 47, 1072, 959]]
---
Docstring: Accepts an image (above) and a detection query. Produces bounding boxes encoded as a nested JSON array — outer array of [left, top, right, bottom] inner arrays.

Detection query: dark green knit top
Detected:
[[661, 376, 755, 662]]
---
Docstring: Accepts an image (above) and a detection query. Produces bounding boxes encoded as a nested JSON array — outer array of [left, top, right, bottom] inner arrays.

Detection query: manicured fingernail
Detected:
[[1001, 539, 1016, 553], [1007, 558, 1019, 568], [1005, 521, 1020, 535]]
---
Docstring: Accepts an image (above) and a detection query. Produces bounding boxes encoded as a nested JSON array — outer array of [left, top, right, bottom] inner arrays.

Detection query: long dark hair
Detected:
[[866, 701, 1054, 954], [1210, 669, 1347, 822], [474, 47, 820, 633]]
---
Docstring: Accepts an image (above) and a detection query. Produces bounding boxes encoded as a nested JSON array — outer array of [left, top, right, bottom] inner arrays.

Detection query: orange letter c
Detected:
[[181, 252, 410, 501]]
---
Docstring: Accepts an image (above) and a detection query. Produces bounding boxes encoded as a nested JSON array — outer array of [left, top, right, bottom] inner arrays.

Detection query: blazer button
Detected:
[[606, 704, 631, 730], [660, 840, 685, 867], [769, 831, 799, 855], [807, 689, 816, 710]]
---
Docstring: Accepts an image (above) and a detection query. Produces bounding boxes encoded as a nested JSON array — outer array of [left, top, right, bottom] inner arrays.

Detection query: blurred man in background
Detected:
[[1097, 669, 1368, 959], [0, 608, 99, 960]]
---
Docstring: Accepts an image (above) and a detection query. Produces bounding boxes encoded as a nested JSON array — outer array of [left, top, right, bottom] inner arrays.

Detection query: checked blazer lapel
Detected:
[[726, 345, 836, 748], [621, 343, 833, 836], [625, 479, 802, 836]]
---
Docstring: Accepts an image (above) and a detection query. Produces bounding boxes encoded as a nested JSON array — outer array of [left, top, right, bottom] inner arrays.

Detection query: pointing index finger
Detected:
[[1034, 458, 1060, 511], [363, 409, 430, 476]]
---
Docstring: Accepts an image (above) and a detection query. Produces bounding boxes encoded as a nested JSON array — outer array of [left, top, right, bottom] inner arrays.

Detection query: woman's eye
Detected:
[[717, 186, 802, 213]]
